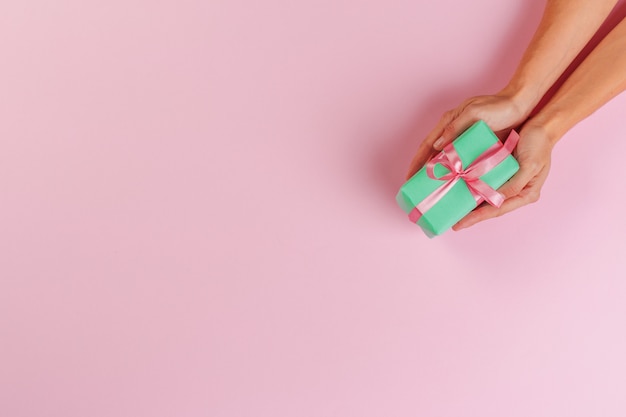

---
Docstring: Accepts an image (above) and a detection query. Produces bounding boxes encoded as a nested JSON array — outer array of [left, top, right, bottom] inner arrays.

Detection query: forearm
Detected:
[[500, 0, 618, 115], [526, 16, 626, 145]]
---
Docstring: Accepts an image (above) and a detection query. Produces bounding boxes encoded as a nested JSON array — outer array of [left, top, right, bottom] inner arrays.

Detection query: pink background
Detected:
[[2, 1, 626, 416]]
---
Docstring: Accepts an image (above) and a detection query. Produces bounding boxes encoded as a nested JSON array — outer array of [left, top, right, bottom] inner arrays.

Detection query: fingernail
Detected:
[[433, 136, 444, 149]]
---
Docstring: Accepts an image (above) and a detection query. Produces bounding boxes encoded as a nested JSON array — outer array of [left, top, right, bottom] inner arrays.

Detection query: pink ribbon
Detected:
[[408, 129, 520, 224]]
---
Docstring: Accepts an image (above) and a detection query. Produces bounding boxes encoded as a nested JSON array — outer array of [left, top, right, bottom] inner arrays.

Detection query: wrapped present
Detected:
[[396, 120, 520, 237]]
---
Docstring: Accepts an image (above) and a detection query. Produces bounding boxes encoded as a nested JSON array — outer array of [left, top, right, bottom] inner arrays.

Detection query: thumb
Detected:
[[432, 108, 479, 151]]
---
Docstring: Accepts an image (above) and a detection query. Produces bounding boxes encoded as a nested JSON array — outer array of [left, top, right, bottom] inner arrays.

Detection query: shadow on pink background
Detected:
[[2, 1, 626, 417]]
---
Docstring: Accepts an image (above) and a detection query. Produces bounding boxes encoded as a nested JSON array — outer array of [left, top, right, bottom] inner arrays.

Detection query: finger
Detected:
[[406, 98, 484, 179], [432, 103, 481, 151], [424, 108, 459, 147], [451, 194, 530, 230], [406, 144, 435, 179], [406, 148, 438, 179], [453, 167, 548, 230], [405, 111, 458, 179], [496, 163, 538, 200]]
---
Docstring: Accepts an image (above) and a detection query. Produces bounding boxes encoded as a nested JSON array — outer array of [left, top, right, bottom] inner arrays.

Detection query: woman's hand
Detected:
[[452, 123, 555, 231], [405, 93, 531, 180]]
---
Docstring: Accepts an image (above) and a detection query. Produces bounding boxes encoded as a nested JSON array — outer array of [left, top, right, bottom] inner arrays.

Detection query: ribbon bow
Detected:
[[408, 129, 520, 224]]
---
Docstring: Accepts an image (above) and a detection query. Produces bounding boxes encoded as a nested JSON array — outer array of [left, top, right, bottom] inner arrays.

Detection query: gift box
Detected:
[[396, 120, 520, 237]]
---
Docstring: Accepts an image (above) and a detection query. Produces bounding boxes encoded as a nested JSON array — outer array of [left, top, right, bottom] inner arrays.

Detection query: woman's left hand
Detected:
[[406, 93, 530, 180]]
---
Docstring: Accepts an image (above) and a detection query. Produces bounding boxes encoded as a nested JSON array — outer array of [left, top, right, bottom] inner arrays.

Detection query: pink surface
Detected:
[[2, 1, 626, 416]]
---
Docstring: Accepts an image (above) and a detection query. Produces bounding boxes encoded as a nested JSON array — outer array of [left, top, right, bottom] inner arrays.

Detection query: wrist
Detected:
[[523, 108, 568, 147], [498, 81, 542, 120]]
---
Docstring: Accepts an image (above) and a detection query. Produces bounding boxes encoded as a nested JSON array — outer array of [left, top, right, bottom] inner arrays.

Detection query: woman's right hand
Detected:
[[452, 121, 555, 231], [405, 93, 533, 179]]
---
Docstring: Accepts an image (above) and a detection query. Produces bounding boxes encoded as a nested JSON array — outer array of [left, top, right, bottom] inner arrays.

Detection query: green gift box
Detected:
[[396, 120, 520, 237]]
